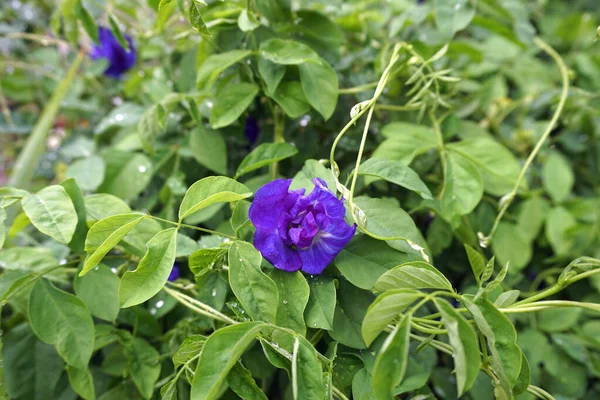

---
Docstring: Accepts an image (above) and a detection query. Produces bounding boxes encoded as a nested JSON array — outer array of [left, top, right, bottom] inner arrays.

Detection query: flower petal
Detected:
[[299, 219, 356, 275], [254, 229, 302, 272], [249, 179, 304, 231], [306, 178, 346, 219]]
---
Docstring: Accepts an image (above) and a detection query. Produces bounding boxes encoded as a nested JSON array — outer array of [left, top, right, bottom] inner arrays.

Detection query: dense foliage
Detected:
[[1, 1, 600, 399]]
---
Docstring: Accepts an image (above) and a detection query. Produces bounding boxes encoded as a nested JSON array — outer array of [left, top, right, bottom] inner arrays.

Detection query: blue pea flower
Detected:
[[90, 27, 136, 78], [244, 116, 260, 145], [168, 263, 180, 282], [249, 178, 356, 275]]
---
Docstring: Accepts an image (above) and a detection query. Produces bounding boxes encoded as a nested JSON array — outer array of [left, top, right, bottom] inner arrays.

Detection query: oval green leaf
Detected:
[[374, 261, 453, 292], [119, 228, 178, 308], [236, 143, 298, 179], [179, 176, 252, 221]]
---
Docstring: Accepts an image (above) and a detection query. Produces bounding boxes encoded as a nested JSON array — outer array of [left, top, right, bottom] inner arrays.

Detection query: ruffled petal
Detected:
[[249, 179, 302, 231], [306, 178, 346, 219], [254, 229, 302, 272], [299, 219, 356, 275]]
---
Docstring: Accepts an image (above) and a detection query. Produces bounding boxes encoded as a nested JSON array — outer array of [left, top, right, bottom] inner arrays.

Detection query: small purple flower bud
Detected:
[[244, 116, 260, 145], [168, 263, 180, 282], [249, 178, 356, 275], [90, 27, 136, 78]]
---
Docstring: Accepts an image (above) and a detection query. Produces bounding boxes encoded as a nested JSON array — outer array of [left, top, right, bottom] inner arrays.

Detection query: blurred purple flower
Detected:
[[168, 263, 180, 282], [244, 116, 260, 145], [90, 27, 136, 78], [249, 178, 356, 275]]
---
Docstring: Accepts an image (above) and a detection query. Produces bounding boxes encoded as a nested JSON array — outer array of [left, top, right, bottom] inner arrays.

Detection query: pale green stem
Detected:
[[163, 286, 238, 325], [9, 51, 85, 188], [485, 37, 570, 242]]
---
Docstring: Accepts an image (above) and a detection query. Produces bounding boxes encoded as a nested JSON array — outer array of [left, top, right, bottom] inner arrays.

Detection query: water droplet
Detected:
[[138, 165, 148, 173], [111, 268, 118, 273], [114, 114, 124, 122], [299, 115, 311, 127], [59, 259, 67, 265], [454, 3, 461, 10], [239, 258, 243, 262], [150, 308, 157, 315], [155, 300, 165, 308], [94, 266, 100, 271], [206, 100, 214, 109], [211, 288, 217, 297], [282, 299, 288, 305], [313, 322, 317, 327]]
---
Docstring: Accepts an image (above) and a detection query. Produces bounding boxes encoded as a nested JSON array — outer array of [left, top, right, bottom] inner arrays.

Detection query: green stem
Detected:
[[338, 81, 379, 94], [485, 37, 570, 242], [270, 106, 285, 180], [163, 286, 237, 325], [9, 50, 85, 188], [150, 216, 238, 241]]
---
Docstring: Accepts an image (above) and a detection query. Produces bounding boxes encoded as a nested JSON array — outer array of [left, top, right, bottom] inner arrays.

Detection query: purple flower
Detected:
[[244, 116, 260, 145], [90, 27, 136, 78], [168, 263, 180, 282], [249, 178, 356, 274]]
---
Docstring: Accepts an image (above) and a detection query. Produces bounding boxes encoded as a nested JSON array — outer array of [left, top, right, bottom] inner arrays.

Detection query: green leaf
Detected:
[[270, 269, 309, 334], [291, 335, 325, 400], [238, 10, 260, 32], [228, 241, 278, 324], [258, 57, 286, 94], [255, 0, 292, 23], [353, 196, 430, 257], [329, 280, 374, 349], [492, 222, 532, 272], [434, 0, 475, 40], [372, 123, 437, 165], [160, 380, 177, 400], [74, 264, 120, 322], [465, 244, 486, 285], [127, 338, 162, 399], [298, 59, 338, 120], [441, 152, 484, 217], [226, 362, 268, 400], [447, 138, 524, 196], [75, 1, 98, 43], [173, 334, 206, 367], [271, 82, 312, 118], [138, 105, 162, 154], [372, 314, 412, 400], [290, 159, 336, 193], [108, 14, 129, 51], [545, 206, 577, 255], [512, 351, 531, 396], [494, 290, 520, 308], [517, 196, 549, 242], [464, 297, 522, 394], [189, 248, 227, 280], [179, 176, 252, 220], [190, 125, 228, 175], [362, 289, 421, 347], [61, 178, 89, 252], [335, 235, 417, 290], [81, 213, 146, 276], [374, 261, 453, 292], [3, 324, 64, 400], [196, 50, 252, 88], [537, 308, 582, 333], [304, 275, 336, 330], [191, 322, 264, 400], [0, 187, 29, 208], [210, 82, 259, 129], [236, 143, 298, 178], [260, 39, 318, 65], [98, 151, 153, 201], [67, 365, 96, 400], [21, 185, 78, 244], [119, 228, 178, 308], [0, 208, 5, 250], [542, 151, 574, 203], [84, 193, 131, 224], [434, 298, 481, 396], [358, 158, 432, 199], [189, 1, 211, 36], [28, 279, 95, 368]]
